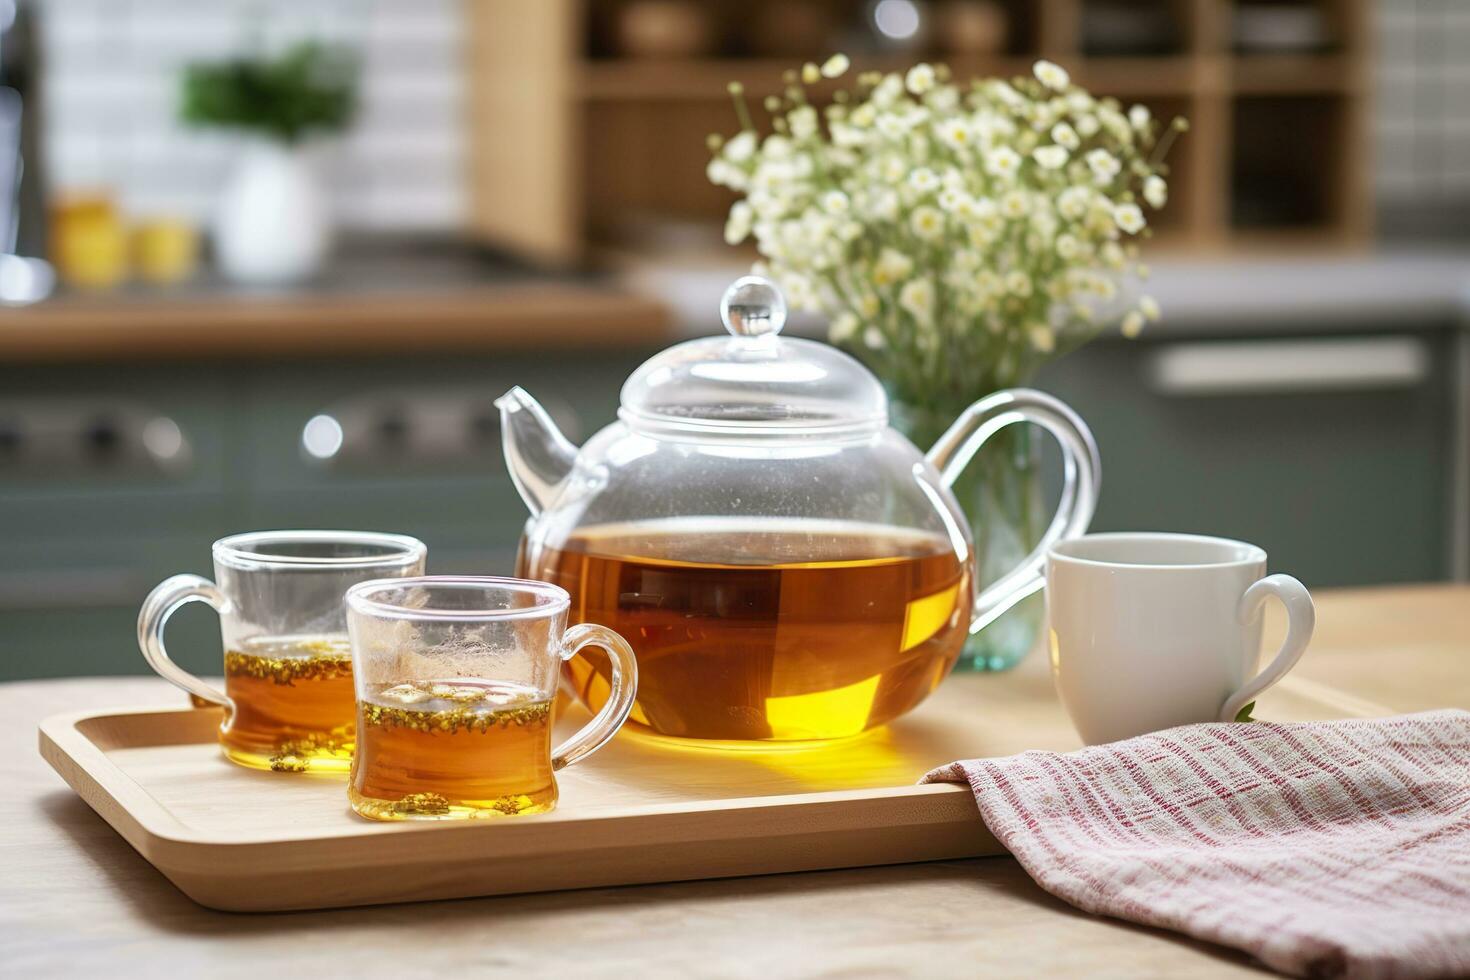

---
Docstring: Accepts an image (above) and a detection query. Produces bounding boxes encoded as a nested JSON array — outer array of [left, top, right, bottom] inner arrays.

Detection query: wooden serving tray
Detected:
[[38, 655, 1381, 912]]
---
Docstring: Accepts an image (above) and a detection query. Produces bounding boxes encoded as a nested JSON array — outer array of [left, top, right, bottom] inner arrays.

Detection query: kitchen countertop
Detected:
[[3, 245, 1468, 363], [0, 241, 673, 361], [4, 583, 1466, 978], [623, 247, 1470, 339]]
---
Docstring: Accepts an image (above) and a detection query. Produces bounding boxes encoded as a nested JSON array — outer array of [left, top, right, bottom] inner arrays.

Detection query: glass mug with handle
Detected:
[[344, 576, 638, 820], [138, 530, 427, 772]]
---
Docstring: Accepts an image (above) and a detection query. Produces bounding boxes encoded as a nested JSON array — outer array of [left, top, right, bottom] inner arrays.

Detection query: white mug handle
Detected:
[[1219, 574, 1316, 722]]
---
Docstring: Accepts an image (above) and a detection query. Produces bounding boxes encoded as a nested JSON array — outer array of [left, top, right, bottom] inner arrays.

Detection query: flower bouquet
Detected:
[[709, 55, 1186, 669]]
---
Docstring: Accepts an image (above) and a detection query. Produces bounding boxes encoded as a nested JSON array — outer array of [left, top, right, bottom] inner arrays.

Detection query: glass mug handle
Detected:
[[552, 623, 639, 771], [926, 388, 1101, 635], [137, 573, 232, 708]]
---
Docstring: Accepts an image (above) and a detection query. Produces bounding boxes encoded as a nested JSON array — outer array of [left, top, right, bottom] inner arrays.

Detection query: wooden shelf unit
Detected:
[[467, 0, 1373, 264]]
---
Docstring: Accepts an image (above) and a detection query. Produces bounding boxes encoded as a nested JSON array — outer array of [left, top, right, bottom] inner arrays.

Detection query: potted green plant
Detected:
[[180, 41, 357, 284], [710, 56, 1185, 670]]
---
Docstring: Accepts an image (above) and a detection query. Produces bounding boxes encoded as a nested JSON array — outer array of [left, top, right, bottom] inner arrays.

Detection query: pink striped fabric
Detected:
[[923, 710, 1470, 979]]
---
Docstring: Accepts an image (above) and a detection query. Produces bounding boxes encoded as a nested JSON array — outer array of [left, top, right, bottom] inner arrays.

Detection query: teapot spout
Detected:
[[494, 386, 579, 517]]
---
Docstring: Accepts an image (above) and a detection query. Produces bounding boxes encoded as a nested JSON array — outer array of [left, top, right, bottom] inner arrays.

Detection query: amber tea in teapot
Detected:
[[523, 518, 971, 742], [499, 276, 1099, 746]]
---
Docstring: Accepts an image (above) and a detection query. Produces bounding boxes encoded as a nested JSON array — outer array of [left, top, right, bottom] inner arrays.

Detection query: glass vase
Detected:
[[892, 401, 1046, 672]]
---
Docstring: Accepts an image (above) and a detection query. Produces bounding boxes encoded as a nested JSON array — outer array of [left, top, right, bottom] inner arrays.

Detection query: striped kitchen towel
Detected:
[[922, 710, 1470, 979]]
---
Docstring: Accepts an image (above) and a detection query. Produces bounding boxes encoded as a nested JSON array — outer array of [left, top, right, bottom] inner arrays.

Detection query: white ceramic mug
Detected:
[[1046, 532, 1315, 745]]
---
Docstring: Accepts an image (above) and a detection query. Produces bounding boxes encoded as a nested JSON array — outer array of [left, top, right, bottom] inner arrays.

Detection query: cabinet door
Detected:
[[1037, 331, 1452, 587], [0, 363, 236, 679], [238, 352, 650, 574]]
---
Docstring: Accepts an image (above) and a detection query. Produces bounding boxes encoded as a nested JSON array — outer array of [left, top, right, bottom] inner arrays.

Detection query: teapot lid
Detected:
[[619, 276, 888, 437]]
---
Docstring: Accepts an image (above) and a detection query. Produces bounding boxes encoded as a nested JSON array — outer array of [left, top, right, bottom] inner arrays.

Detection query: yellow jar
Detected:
[[133, 218, 200, 286], [50, 194, 128, 289]]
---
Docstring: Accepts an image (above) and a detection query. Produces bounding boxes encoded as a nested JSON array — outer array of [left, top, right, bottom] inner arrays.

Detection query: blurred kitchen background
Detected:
[[0, 0, 1466, 680]]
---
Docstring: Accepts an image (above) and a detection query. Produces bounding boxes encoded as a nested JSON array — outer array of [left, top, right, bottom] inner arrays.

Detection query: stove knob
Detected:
[[0, 418, 21, 458], [83, 417, 121, 458], [377, 409, 410, 448]]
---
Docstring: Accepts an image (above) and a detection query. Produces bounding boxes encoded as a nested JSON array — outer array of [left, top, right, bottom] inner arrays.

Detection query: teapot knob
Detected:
[[720, 276, 787, 338]]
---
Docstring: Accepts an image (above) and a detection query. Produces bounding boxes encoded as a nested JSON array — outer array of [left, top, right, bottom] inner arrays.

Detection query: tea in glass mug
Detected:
[[137, 530, 427, 772], [345, 576, 637, 820]]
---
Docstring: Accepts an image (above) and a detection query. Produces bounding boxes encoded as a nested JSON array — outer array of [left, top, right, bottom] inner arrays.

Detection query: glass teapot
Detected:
[[498, 276, 1100, 745]]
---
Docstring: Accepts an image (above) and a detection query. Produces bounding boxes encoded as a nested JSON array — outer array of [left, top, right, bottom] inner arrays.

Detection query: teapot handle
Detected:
[[926, 389, 1100, 636]]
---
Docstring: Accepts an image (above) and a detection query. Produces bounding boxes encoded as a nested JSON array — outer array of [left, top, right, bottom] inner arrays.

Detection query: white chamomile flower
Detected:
[[821, 189, 850, 215], [910, 205, 945, 240], [990, 79, 1024, 107], [1144, 175, 1168, 209], [899, 277, 935, 322], [905, 63, 936, 95], [1113, 202, 1146, 235], [872, 73, 904, 107], [1006, 271, 1033, 297], [872, 247, 914, 286], [1128, 104, 1151, 132], [1099, 107, 1133, 145], [863, 326, 885, 349], [821, 53, 850, 78], [937, 187, 964, 212], [1001, 189, 1029, 219], [1033, 145, 1068, 170], [724, 201, 753, 245], [1139, 295, 1161, 321], [724, 131, 756, 163], [1050, 122, 1079, 150], [1029, 323, 1056, 352], [1058, 186, 1091, 220], [876, 113, 908, 140], [908, 167, 941, 193], [868, 188, 900, 221], [830, 311, 859, 343], [782, 272, 815, 308], [1033, 60, 1070, 92], [985, 146, 1022, 180], [1085, 148, 1121, 184], [858, 293, 881, 318], [1076, 114, 1100, 138], [829, 122, 865, 148], [789, 105, 819, 140], [938, 117, 973, 151], [1121, 311, 1145, 338], [706, 158, 747, 191], [1100, 241, 1125, 269], [1055, 233, 1080, 260], [838, 220, 863, 242], [928, 86, 959, 112]]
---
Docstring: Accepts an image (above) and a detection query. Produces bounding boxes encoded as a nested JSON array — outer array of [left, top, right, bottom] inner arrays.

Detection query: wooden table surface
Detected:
[[4, 584, 1467, 978]]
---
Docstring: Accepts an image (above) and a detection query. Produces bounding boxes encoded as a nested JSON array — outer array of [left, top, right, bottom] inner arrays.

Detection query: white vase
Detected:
[[215, 141, 332, 285]]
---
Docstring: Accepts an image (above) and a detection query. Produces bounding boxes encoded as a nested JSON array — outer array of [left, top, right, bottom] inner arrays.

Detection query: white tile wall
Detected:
[[1376, 0, 1470, 204], [35, 0, 467, 231]]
